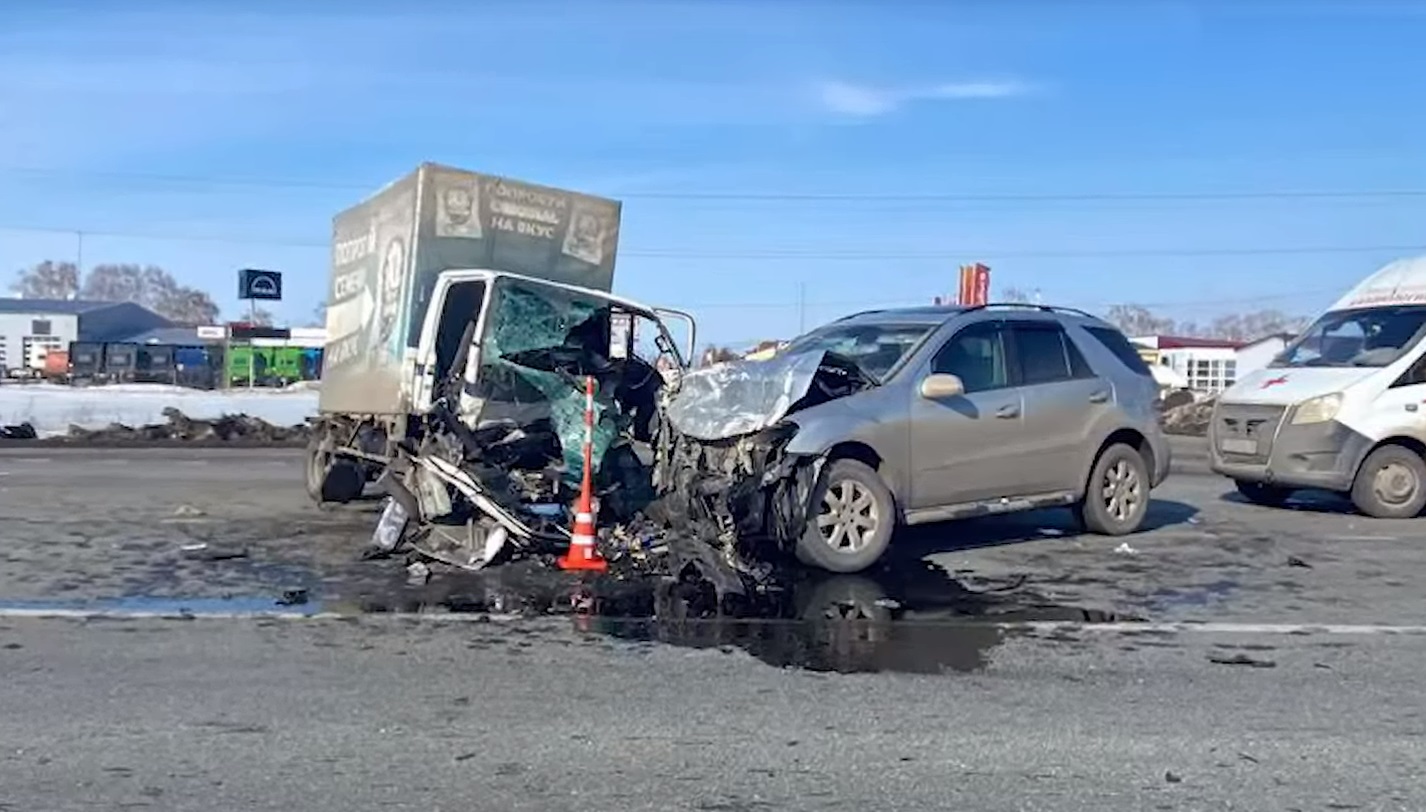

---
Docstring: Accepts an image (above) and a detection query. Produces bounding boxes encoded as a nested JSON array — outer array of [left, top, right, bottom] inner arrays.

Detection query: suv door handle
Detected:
[[996, 404, 1020, 419], [1089, 390, 1110, 403]]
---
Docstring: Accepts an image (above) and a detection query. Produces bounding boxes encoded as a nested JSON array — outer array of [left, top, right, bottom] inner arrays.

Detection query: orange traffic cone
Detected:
[[558, 376, 608, 573]]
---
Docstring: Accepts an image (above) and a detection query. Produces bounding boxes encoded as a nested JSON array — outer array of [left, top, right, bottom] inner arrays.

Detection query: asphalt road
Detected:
[[2, 440, 1426, 810]]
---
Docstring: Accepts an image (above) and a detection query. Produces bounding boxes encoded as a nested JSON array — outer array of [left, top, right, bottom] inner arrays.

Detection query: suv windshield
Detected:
[[1272, 306, 1426, 369], [783, 321, 938, 381]]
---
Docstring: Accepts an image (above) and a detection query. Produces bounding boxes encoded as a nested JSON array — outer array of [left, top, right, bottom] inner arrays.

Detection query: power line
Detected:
[[692, 287, 1345, 311], [2, 166, 1425, 203], [1, 223, 1419, 261]]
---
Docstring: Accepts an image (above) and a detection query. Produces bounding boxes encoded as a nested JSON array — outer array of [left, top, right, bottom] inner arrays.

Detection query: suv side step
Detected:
[[904, 490, 1079, 525]]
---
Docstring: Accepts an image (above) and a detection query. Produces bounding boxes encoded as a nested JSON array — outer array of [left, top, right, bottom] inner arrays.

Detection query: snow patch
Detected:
[[0, 384, 320, 437]]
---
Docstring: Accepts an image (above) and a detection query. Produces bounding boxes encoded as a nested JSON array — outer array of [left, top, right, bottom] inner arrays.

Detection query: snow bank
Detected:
[[0, 384, 320, 437]]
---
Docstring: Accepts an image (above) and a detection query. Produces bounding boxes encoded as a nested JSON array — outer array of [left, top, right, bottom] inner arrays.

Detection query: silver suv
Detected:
[[769, 304, 1172, 573]]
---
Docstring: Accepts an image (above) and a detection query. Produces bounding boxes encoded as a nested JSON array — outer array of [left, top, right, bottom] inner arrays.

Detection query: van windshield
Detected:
[[1272, 306, 1426, 369]]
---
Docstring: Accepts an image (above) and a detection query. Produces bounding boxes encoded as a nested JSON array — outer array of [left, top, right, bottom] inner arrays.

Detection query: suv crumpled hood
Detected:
[[663, 350, 870, 441]]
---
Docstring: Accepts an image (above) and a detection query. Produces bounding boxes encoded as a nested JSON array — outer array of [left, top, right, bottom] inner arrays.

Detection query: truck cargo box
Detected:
[[319, 163, 623, 416]]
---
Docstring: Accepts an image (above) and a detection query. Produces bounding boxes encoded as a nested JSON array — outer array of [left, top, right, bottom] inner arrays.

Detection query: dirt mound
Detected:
[[2, 407, 311, 446], [1160, 395, 1216, 437]]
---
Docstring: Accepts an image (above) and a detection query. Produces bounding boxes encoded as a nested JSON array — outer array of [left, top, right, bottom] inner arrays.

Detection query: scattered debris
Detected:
[[191, 547, 249, 562], [276, 588, 309, 606], [377, 283, 876, 598], [1208, 653, 1276, 668], [1165, 770, 1183, 784], [1114, 542, 1139, 555], [1160, 395, 1216, 437], [50, 408, 310, 446], [406, 562, 432, 585], [172, 504, 206, 518], [0, 422, 37, 441], [1287, 555, 1312, 568]]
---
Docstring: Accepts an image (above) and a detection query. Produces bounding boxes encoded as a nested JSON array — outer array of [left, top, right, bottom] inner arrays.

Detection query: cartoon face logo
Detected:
[[376, 237, 406, 344], [562, 208, 606, 265], [443, 186, 473, 225]]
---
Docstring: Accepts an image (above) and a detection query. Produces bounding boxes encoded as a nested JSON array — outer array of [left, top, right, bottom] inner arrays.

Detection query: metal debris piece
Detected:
[[276, 588, 309, 607], [1208, 653, 1276, 668]]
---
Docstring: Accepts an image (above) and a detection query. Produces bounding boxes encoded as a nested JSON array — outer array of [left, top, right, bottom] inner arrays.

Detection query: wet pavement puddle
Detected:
[[1146, 579, 1240, 612], [0, 593, 323, 617], [2, 561, 1135, 674]]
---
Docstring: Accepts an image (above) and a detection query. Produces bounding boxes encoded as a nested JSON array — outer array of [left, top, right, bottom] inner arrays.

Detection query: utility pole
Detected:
[[797, 282, 807, 335], [75, 230, 84, 275]]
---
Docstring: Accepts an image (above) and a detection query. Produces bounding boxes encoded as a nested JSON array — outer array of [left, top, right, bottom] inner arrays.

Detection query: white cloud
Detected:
[[815, 78, 1032, 117]]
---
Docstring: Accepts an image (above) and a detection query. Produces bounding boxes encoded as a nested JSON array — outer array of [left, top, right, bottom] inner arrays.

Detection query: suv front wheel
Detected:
[[796, 459, 896, 573], [1075, 443, 1150, 535]]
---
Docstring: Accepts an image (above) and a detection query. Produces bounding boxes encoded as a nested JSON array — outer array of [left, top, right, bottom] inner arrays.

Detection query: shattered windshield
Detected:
[[478, 279, 673, 486], [1272, 306, 1426, 369], [782, 321, 938, 381]]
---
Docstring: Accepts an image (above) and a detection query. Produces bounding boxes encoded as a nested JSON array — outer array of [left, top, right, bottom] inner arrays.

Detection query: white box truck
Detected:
[[307, 163, 694, 503]]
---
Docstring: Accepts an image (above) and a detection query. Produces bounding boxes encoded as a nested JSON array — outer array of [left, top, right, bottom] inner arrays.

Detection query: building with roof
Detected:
[[0, 298, 171, 373], [1130, 333, 1299, 395], [1131, 335, 1245, 394]]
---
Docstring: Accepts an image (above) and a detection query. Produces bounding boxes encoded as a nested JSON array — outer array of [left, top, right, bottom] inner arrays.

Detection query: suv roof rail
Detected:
[[828, 308, 888, 323], [960, 302, 1099, 320]]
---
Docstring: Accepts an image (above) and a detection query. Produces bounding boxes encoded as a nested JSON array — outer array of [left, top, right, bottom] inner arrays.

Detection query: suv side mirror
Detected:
[[919, 373, 965, 399]]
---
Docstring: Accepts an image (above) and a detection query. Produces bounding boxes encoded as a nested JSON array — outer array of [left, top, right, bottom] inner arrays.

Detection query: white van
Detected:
[[1210, 255, 1426, 518]]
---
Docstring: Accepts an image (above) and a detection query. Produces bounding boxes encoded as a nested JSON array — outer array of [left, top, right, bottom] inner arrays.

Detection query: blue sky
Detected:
[[1, 1, 1423, 347]]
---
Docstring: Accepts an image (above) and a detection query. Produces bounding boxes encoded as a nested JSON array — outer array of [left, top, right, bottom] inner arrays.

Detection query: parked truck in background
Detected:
[[306, 162, 695, 504]]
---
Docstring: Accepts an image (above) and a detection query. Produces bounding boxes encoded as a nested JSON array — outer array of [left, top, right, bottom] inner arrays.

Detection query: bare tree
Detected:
[[10, 261, 80, 299], [698, 345, 739, 367], [81, 264, 220, 323], [999, 286, 1035, 304], [245, 307, 275, 326], [1207, 309, 1312, 342], [1102, 303, 1310, 341], [307, 300, 328, 328], [1102, 304, 1179, 337]]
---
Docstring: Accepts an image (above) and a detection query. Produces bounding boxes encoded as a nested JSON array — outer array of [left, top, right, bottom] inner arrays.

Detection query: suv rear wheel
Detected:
[[1075, 443, 1150, 535], [796, 459, 895, 573]]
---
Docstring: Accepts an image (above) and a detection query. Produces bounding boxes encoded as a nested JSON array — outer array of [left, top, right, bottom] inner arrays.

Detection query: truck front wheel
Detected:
[[305, 436, 332, 502]]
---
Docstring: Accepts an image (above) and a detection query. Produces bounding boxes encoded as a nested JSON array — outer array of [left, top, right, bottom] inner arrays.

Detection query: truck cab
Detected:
[[308, 268, 695, 503]]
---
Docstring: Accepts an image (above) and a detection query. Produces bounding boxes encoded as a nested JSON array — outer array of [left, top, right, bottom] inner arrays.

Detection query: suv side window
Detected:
[[1084, 325, 1153, 377], [931, 321, 1010, 393], [1009, 322, 1094, 385]]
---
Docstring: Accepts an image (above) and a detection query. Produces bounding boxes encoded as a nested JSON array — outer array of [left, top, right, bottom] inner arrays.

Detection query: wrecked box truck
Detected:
[[306, 163, 695, 504]]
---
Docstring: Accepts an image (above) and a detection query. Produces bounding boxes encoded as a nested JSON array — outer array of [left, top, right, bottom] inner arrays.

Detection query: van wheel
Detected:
[[1235, 480, 1294, 507], [1075, 443, 1150, 535], [795, 459, 895, 574], [1351, 444, 1426, 519]]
